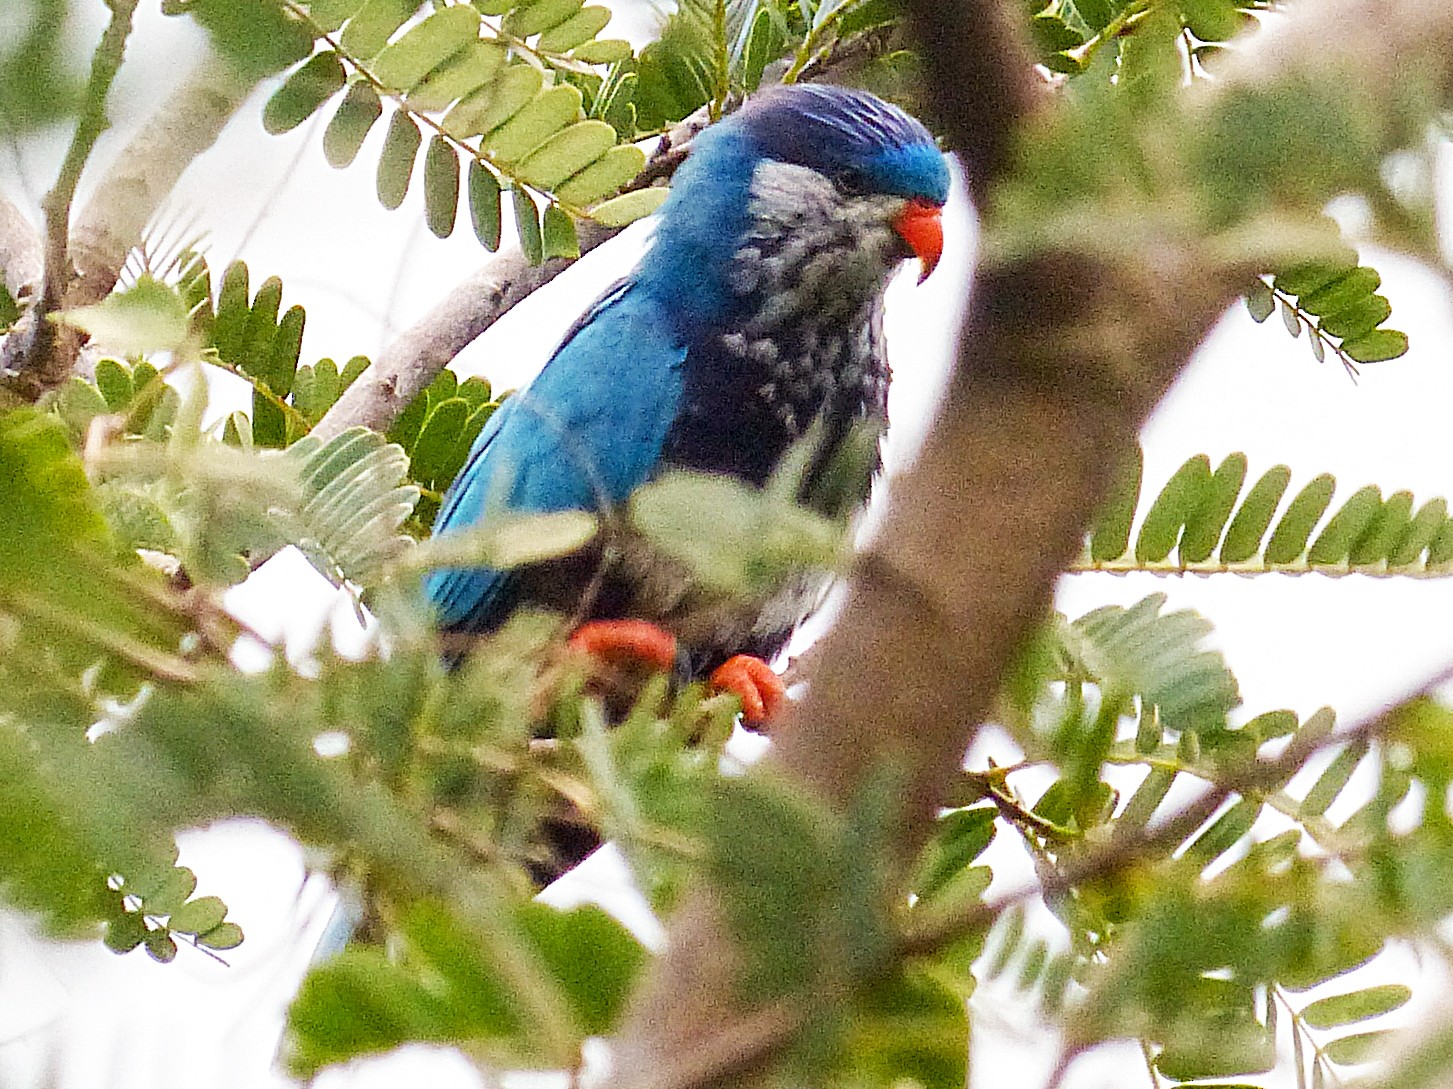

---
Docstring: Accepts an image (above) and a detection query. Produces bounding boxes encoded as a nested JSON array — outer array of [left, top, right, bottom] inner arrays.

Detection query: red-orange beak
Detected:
[[893, 198, 944, 284]]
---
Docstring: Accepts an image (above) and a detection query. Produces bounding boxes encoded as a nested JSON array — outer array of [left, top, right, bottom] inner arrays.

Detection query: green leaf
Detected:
[[264, 51, 347, 135], [304, 0, 365, 34], [135, 865, 197, 915], [405, 39, 506, 112], [486, 85, 585, 164], [324, 81, 383, 168], [571, 38, 633, 64], [414, 508, 597, 570], [1319, 294, 1392, 341], [285, 428, 419, 584], [371, 5, 481, 92], [410, 397, 469, 488], [1390, 497, 1447, 566], [1273, 250, 1359, 296], [589, 186, 670, 226], [1263, 474, 1335, 564], [180, 0, 313, 80], [468, 162, 503, 251], [211, 260, 251, 360], [145, 929, 179, 964], [1307, 484, 1382, 564], [1219, 465, 1291, 563], [1181, 797, 1257, 868], [515, 119, 617, 189], [443, 63, 544, 139], [516, 902, 647, 1035], [423, 136, 461, 238], [536, 5, 612, 53], [631, 472, 845, 595], [843, 967, 970, 1089], [167, 894, 228, 935], [1342, 328, 1409, 363], [287, 948, 454, 1074], [1180, 453, 1246, 563], [104, 911, 147, 953], [513, 187, 544, 264], [1136, 455, 1211, 562], [199, 921, 245, 950], [1299, 266, 1380, 316], [1180, 0, 1249, 41], [912, 806, 996, 904], [55, 377, 110, 439], [503, 0, 585, 38], [338, 0, 420, 59], [554, 144, 646, 206], [1301, 985, 1411, 1029], [1350, 489, 1413, 565], [1299, 740, 1368, 819], [1324, 1030, 1392, 1066], [1245, 278, 1275, 322], [377, 110, 422, 210], [94, 358, 134, 410], [542, 204, 580, 260], [1090, 444, 1142, 562], [56, 276, 191, 356]]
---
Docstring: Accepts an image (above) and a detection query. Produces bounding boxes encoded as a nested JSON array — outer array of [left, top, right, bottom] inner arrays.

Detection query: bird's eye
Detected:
[[835, 168, 871, 196]]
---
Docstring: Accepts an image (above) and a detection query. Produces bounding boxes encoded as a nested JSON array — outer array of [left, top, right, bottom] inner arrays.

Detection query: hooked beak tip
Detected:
[[894, 198, 945, 286]]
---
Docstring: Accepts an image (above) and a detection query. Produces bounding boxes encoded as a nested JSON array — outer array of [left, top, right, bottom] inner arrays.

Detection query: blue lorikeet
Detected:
[[425, 84, 949, 722]]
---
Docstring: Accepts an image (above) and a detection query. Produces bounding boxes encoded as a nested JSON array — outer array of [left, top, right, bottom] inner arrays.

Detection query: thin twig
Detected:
[[899, 653, 1453, 958], [3, 0, 138, 398]]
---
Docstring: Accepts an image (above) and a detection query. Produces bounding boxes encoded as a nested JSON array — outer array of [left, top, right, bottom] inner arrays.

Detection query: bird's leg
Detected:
[[568, 622, 785, 726], [710, 655, 786, 726], [568, 619, 679, 671]]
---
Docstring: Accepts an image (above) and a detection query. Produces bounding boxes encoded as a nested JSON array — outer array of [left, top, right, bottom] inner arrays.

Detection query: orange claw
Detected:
[[710, 655, 786, 725], [569, 620, 679, 672]]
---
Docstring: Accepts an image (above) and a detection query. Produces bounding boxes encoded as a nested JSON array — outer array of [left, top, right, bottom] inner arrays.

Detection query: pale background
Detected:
[[2, 3, 1453, 1086]]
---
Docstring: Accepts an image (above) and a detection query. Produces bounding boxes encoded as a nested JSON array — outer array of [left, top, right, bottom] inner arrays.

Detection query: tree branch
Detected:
[[308, 221, 616, 443], [603, 0, 1453, 1083], [904, 0, 1042, 208]]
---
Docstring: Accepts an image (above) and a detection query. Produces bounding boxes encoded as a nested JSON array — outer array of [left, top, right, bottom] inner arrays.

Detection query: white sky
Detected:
[[5, 4, 1453, 1088]]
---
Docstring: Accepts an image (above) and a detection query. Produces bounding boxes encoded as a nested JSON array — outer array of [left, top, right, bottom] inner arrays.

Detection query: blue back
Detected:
[[425, 283, 687, 628]]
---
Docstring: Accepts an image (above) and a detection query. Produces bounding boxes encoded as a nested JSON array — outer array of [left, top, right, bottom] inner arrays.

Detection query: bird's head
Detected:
[[731, 84, 950, 282], [639, 86, 949, 333]]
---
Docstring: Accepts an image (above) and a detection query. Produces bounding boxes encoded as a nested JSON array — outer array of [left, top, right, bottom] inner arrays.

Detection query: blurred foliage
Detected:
[[2, 1, 1453, 1088], [0, 0, 83, 133]]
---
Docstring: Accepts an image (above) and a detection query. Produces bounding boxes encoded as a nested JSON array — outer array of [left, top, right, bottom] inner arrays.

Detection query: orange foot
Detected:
[[568, 619, 678, 672], [710, 655, 786, 726]]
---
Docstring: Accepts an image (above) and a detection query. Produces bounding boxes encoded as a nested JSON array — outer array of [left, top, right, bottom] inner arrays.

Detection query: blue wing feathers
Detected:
[[424, 281, 688, 629]]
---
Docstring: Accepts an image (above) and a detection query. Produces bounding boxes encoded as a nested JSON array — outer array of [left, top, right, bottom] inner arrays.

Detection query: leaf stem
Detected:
[[781, 0, 861, 84], [1065, 0, 1152, 68], [39, 0, 139, 314]]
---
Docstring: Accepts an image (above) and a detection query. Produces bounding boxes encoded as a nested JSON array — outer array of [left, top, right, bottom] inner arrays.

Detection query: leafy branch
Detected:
[[1078, 447, 1453, 577]]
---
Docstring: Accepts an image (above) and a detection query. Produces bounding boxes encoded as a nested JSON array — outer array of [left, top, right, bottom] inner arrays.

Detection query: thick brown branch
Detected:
[[308, 222, 616, 444]]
